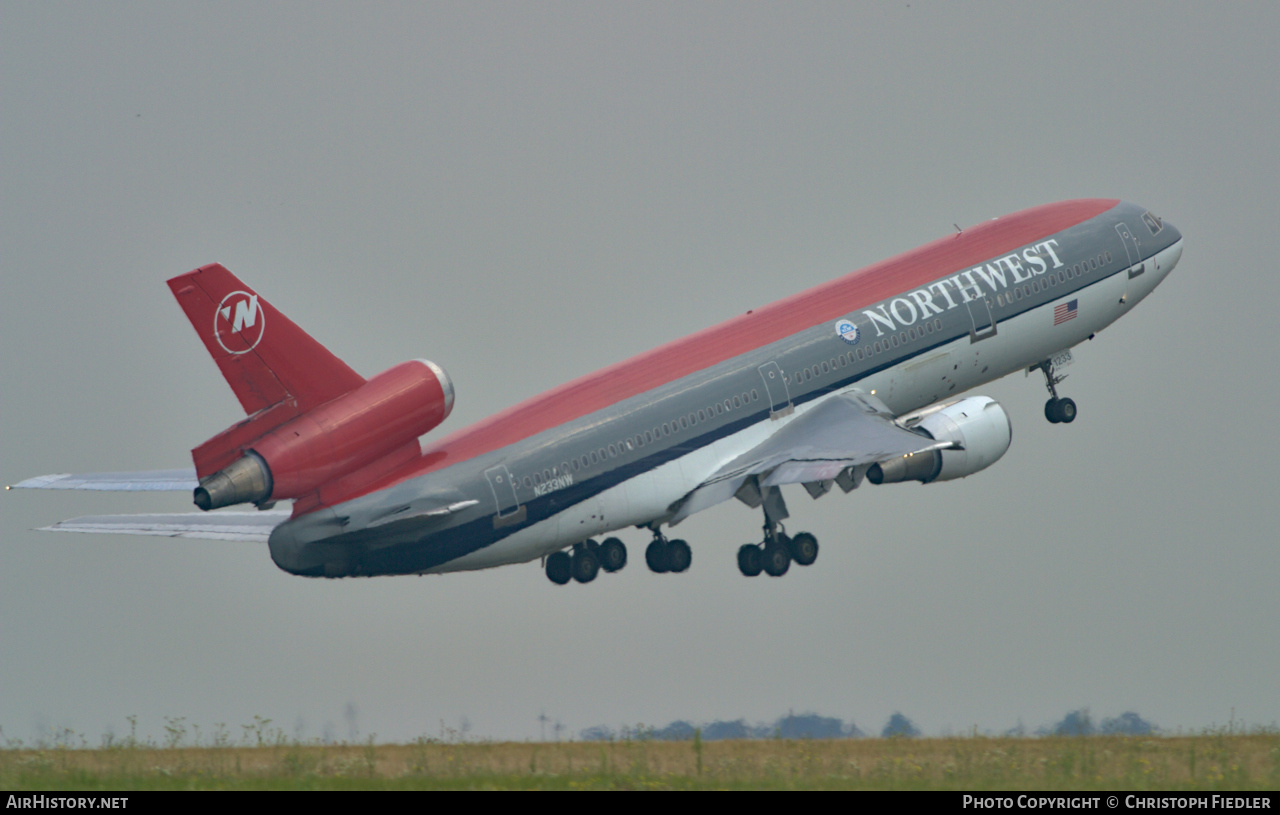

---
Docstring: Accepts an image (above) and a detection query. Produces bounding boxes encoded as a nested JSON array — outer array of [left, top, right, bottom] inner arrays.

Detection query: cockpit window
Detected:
[[1142, 211, 1164, 235]]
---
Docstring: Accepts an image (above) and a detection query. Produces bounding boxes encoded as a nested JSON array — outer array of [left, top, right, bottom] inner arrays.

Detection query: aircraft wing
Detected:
[[668, 391, 954, 523], [9, 469, 198, 491], [37, 511, 291, 542]]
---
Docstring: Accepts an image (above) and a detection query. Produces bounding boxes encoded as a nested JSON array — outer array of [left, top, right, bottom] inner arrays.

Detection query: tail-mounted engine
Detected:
[[868, 395, 1012, 485], [194, 359, 453, 510]]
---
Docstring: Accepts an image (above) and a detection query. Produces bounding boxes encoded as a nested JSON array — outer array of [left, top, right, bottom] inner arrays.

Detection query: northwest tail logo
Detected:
[[214, 291, 265, 354]]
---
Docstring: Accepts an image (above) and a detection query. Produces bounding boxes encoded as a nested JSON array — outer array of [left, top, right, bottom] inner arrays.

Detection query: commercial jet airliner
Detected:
[[11, 199, 1182, 583]]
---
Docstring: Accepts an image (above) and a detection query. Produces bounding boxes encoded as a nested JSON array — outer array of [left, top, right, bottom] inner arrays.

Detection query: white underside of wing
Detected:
[[10, 469, 198, 491], [39, 511, 291, 542], [668, 390, 949, 523]]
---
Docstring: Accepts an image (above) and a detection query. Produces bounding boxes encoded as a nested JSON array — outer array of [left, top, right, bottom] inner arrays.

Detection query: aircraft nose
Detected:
[[1151, 220, 1183, 282]]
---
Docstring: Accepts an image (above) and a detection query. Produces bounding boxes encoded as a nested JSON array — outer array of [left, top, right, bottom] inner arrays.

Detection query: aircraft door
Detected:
[[484, 464, 526, 528], [758, 362, 793, 419], [1116, 222, 1144, 278], [962, 283, 997, 343]]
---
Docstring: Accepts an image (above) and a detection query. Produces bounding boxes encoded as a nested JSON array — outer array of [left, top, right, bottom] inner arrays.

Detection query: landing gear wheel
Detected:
[[1045, 397, 1077, 424], [666, 539, 691, 573], [789, 532, 819, 566], [546, 551, 572, 585], [1055, 397, 1077, 423], [598, 537, 627, 572], [645, 540, 670, 573], [738, 544, 763, 577], [1045, 398, 1062, 424], [762, 540, 791, 577], [571, 548, 599, 583]]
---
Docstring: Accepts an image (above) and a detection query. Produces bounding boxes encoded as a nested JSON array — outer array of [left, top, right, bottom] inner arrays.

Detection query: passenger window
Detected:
[[733, 396, 741, 408], [751, 389, 759, 401], [523, 476, 532, 488], [608, 445, 616, 457]]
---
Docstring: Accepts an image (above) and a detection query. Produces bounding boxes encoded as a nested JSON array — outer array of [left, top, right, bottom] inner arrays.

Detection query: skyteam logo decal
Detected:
[[835, 318, 860, 345], [214, 291, 265, 354]]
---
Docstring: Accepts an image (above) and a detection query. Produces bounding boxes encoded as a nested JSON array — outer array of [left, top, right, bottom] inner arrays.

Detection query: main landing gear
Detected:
[[645, 532, 691, 574], [545, 537, 628, 585], [737, 522, 819, 577], [1034, 359, 1077, 425]]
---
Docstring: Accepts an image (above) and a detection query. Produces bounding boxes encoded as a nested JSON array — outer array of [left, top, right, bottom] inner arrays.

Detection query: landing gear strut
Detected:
[[1034, 359, 1077, 424]]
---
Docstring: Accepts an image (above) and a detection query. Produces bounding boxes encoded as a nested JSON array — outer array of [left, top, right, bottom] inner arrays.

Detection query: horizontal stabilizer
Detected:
[[10, 469, 198, 491], [38, 511, 290, 542]]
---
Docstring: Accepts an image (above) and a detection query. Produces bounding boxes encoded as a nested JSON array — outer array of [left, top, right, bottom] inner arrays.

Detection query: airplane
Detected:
[[10, 199, 1183, 583]]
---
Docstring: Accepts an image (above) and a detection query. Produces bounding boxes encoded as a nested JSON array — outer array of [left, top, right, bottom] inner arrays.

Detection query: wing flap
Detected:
[[38, 511, 289, 542]]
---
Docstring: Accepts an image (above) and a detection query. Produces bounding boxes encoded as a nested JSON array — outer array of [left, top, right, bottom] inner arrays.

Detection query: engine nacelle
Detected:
[[868, 395, 1012, 485], [195, 359, 453, 510]]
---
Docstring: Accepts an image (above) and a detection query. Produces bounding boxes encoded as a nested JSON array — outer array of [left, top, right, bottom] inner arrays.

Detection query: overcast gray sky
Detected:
[[3, 2, 1278, 745]]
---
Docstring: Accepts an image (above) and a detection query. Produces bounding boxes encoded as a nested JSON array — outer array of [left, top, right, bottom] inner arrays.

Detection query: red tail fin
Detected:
[[168, 264, 365, 415]]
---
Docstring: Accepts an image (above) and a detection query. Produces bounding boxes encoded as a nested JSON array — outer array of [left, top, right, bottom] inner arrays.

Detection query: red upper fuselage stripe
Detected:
[[401, 199, 1117, 483]]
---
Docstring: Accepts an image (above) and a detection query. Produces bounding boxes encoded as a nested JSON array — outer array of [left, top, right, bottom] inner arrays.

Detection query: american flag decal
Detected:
[[1054, 299, 1079, 326]]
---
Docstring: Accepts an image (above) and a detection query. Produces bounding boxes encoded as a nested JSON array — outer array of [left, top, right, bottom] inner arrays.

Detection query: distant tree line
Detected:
[[579, 709, 1157, 741]]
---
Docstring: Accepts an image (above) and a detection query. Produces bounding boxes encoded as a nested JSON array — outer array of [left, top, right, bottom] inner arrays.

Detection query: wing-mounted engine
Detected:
[[867, 395, 1012, 485], [194, 359, 454, 510]]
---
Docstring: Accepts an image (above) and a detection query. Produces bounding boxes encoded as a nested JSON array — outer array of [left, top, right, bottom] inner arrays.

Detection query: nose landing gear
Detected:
[[1034, 359, 1077, 424]]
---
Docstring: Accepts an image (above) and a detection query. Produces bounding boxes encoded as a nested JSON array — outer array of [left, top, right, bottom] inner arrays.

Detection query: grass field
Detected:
[[2, 731, 1278, 790]]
